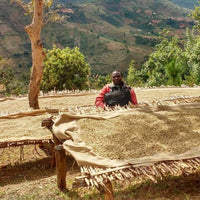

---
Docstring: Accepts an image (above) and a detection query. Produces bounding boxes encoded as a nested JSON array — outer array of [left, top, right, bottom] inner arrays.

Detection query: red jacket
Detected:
[[95, 84, 138, 108]]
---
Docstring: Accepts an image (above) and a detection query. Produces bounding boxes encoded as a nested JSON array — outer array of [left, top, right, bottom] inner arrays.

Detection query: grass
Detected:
[[1, 146, 200, 200]]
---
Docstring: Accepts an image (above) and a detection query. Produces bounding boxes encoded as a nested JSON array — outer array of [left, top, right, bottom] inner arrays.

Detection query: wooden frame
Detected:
[[42, 117, 114, 199]]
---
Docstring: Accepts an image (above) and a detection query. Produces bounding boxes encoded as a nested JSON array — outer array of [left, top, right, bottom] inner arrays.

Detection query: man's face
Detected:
[[112, 71, 123, 85]]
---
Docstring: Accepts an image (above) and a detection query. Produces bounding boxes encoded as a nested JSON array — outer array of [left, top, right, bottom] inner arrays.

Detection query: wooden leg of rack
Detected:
[[104, 179, 114, 200], [55, 147, 66, 191]]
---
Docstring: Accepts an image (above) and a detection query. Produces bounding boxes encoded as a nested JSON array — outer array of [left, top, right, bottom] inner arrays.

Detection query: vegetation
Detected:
[[0, 0, 195, 77], [170, 0, 198, 9], [127, 60, 142, 86], [2, 1, 200, 199], [1, 1, 200, 96], [10, 0, 65, 109], [126, 2, 200, 88], [0, 56, 29, 95], [89, 74, 111, 89], [41, 46, 90, 92], [127, 24, 200, 87]]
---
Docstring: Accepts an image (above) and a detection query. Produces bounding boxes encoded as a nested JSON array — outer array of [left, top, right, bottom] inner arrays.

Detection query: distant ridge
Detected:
[[169, 0, 198, 10]]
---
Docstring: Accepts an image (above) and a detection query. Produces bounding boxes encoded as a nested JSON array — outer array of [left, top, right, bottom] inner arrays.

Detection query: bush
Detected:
[[41, 46, 91, 92]]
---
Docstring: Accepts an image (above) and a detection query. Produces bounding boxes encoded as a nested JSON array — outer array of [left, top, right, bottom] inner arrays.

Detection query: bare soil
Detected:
[[1, 87, 200, 200]]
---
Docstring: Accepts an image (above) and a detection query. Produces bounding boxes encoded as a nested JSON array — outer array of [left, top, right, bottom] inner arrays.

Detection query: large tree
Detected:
[[26, 0, 45, 109], [12, 0, 60, 109]]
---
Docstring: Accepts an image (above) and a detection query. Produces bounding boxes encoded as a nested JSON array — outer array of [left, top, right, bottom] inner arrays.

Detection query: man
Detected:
[[95, 70, 138, 109]]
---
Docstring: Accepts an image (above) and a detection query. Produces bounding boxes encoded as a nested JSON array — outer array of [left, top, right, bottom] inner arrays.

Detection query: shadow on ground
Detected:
[[113, 171, 200, 200], [0, 155, 80, 187]]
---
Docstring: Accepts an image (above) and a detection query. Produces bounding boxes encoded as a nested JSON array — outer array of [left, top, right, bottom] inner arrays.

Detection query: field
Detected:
[[1, 87, 200, 200]]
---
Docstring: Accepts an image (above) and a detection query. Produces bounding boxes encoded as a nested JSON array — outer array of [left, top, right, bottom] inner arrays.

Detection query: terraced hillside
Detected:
[[0, 0, 195, 75]]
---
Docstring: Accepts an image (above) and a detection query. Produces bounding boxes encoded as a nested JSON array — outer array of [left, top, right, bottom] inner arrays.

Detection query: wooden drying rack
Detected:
[[41, 117, 200, 200]]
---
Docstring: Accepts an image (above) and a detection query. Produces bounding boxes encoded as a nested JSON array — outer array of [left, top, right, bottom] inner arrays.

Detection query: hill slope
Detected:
[[0, 0, 195, 75], [169, 0, 198, 9]]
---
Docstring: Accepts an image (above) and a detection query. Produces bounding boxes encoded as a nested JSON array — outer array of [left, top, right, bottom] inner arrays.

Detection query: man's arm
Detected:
[[95, 85, 110, 109], [130, 88, 138, 105]]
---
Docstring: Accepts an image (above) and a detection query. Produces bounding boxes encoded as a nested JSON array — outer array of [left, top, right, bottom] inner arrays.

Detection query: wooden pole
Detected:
[[51, 143, 56, 168], [104, 179, 114, 200], [53, 135, 67, 191], [41, 118, 67, 190]]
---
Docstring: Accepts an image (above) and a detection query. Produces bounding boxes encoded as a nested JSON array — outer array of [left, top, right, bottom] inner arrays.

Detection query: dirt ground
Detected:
[[1, 86, 200, 147], [1, 87, 200, 113], [1, 87, 200, 200]]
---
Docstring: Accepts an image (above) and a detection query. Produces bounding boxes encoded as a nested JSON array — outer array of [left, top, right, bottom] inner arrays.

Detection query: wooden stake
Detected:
[[104, 179, 114, 200], [41, 118, 66, 190], [53, 135, 66, 191], [51, 143, 56, 168]]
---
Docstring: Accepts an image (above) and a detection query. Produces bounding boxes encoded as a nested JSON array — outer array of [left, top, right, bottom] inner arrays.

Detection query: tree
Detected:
[[183, 2, 200, 85], [165, 57, 182, 86], [126, 3, 200, 87], [0, 56, 14, 94], [183, 28, 200, 85], [27, 0, 45, 109], [184, 3, 200, 85], [41, 46, 90, 92], [0, 67, 14, 95], [127, 59, 144, 86], [127, 60, 135, 86], [142, 30, 187, 86], [95, 75, 110, 89], [11, 0, 61, 109], [0, 56, 29, 95]]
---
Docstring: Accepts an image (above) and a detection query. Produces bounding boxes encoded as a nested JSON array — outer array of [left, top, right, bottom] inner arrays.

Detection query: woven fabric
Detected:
[[52, 104, 200, 168]]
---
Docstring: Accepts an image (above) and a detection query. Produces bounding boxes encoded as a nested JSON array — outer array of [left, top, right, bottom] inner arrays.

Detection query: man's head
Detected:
[[111, 70, 123, 85]]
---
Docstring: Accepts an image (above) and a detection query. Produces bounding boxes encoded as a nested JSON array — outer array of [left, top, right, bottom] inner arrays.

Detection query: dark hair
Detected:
[[112, 69, 123, 77]]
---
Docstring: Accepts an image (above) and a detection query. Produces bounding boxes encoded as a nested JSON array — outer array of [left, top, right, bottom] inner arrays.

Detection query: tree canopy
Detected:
[[126, 3, 200, 87], [41, 46, 90, 92], [127, 26, 200, 87]]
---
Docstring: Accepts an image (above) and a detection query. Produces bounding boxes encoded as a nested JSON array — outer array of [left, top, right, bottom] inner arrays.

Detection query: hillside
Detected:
[[0, 1, 31, 73], [0, 0, 196, 75], [169, 0, 198, 9]]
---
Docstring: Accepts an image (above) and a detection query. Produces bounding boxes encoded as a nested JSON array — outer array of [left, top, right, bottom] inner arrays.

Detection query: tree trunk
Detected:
[[25, 0, 45, 109]]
